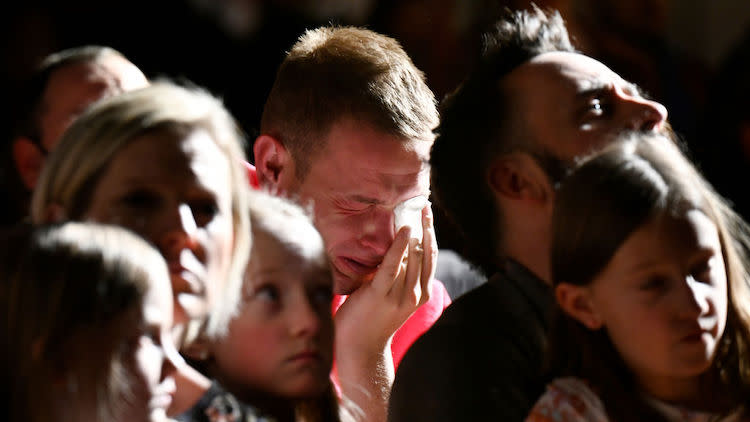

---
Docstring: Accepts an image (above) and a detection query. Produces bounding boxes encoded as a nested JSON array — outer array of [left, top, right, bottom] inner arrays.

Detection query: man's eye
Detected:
[[339, 203, 369, 213], [588, 99, 604, 115]]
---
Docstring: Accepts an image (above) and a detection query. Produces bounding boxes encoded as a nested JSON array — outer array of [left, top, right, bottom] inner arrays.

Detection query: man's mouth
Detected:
[[335, 256, 380, 276]]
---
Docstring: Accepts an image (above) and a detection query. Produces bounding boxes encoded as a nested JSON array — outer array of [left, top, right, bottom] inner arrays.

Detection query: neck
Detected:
[[638, 372, 726, 413], [210, 367, 298, 422], [498, 239, 550, 284], [168, 360, 212, 416], [239, 389, 297, 422]]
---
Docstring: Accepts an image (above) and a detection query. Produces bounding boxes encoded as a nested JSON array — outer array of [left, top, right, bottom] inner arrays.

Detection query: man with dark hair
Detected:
[[389, 7, 668, 421], [253, 26, 452, 422], [2, 45, 148, 226]]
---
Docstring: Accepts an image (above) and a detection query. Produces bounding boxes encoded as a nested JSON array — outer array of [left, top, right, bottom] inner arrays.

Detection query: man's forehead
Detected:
[[524, 51, 622, 89]]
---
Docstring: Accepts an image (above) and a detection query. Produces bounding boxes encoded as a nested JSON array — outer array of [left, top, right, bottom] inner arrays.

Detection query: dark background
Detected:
[[4, 0, 750, 247]]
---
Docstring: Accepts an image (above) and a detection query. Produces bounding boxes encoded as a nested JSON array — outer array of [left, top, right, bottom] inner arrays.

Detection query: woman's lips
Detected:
[[151, 392, 173, 410], [169, 263, 205, 296], [151, 378, 176, 410]]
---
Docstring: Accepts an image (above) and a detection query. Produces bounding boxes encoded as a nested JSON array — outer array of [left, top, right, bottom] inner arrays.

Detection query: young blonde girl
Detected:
[[1, 222, 181, 422], [195, 191, 358, 422], [527, 133, 750, 421]]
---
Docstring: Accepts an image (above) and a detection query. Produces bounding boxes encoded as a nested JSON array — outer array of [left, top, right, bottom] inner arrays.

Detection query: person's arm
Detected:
[[334, 207, 437, 422]]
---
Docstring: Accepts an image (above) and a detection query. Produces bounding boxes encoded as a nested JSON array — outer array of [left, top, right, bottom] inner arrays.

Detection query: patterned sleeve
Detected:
[[525, 378, 610, 422]]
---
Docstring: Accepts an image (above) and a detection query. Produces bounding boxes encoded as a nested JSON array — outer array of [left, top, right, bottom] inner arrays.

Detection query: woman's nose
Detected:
[[158, 204, 200, 256]]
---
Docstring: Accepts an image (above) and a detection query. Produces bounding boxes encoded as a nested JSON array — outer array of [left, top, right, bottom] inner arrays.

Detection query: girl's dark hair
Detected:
[[1, 222, 166, 422], [547, 133, 750, 421]]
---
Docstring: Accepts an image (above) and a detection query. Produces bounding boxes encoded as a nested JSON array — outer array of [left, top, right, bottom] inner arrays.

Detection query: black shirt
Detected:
[[388, 260, 553, 421]]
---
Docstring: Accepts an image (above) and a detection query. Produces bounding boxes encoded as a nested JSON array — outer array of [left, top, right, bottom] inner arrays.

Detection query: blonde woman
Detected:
[[31, 81, 258, 421]]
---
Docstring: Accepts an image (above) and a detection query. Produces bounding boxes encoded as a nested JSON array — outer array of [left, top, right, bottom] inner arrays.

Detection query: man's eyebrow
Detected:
[[574, 80, 647, 101], [575, 84, 610, 101]]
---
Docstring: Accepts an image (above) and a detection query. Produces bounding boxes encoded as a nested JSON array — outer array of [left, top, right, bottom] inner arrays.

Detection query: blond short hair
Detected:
[[31, 81, 251, 339], [260, 26, 439, 177]]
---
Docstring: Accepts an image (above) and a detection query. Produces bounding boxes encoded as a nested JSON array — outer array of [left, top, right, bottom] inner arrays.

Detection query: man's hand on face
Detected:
[[333, 205, 436, 422], [334, 205, 436, 357]]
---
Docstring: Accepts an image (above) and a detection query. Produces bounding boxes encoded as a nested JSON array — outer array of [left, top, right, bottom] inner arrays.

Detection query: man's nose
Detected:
[[358, 207, 396, 256], [621, 92, 668, 132]]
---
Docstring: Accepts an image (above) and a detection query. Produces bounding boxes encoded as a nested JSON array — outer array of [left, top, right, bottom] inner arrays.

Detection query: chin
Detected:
[[332, 272, 364, 295], [673, 353, 714, 378], [284, 379, 331, 399]]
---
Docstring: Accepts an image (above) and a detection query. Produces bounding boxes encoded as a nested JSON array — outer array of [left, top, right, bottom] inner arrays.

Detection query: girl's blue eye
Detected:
[[256, 284, 280, 302]]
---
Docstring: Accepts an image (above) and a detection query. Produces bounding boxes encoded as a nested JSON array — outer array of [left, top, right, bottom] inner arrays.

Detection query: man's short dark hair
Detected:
[[430, 7, 575, 273], [260, 26, 438, 179]]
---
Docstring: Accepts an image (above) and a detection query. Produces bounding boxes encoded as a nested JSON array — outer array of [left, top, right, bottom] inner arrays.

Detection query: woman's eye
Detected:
[[121, 190, 160, 209], [190, 200, 219, 223]]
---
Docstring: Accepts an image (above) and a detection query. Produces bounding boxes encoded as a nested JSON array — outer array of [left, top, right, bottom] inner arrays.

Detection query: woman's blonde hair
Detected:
[[1, 222, 169, 422], [31, 80, 252, 339]]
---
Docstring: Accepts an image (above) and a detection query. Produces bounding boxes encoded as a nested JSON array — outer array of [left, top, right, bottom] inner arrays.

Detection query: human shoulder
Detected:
[[390, 272, 551, 422], [526, 377, 609, 422], [430, 268, 550, 336], [176, 380, 275, 422]]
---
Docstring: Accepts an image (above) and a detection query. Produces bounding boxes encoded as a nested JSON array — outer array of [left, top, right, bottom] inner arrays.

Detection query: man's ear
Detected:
[[12, 137, 44, 190], [555, 282, 603, 330], [487, 153, 550, 204], [253, 134, 294, 190]]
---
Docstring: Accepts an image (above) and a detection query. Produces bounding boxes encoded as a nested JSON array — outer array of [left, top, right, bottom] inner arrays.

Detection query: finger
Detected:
[[396, 236, 424, 304], [419, 205, 437, 306], [371, 225, 410, 294]]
